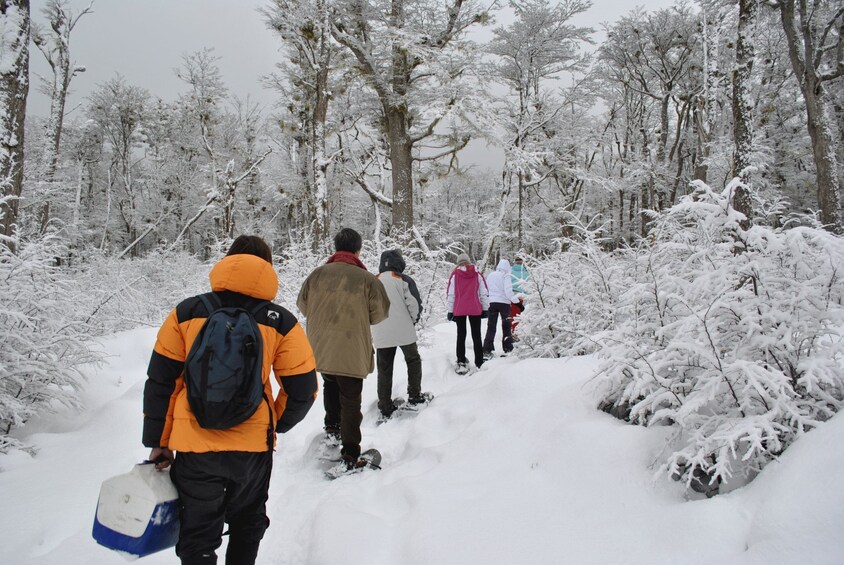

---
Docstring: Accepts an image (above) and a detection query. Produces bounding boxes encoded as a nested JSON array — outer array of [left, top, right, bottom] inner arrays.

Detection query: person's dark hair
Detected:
[[334, 228, 362, 253], [226, 235, 273, 263]]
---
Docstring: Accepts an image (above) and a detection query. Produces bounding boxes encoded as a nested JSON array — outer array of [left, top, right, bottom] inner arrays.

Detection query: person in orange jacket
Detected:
[[143, 235, 318, 565]]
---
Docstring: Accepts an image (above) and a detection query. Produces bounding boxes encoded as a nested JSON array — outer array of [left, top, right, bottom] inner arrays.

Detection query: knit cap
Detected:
[[455, 253, 471, 265]]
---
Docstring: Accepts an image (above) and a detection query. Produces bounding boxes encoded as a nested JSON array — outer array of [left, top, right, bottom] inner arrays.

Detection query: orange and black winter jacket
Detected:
[[142, 254, 318, 453]]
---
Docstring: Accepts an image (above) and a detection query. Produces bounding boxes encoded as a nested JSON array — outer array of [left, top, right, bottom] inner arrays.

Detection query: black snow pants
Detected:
[[454, 314, 484, 368], [483, 302, 514, 354], [170, 450, 272, 565], [322, 373, 364, 460], [377, 342, 423, 412]]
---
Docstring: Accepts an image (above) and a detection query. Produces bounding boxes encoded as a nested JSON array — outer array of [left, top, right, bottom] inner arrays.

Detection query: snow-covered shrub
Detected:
[[595, 179, 844, 492], [74, 236, 322, 333], [70, 249, 208, 335], [0, 235, 102, 452], [514, 221, 626, 358], [275, 234, 327, 315]]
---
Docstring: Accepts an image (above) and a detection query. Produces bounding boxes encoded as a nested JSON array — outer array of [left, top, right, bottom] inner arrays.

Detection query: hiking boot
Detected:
[[379, 398, 403, 420], [455, 362, 469, 375], [482, 350, 494, 361], [407, 392, 433, 405], [325, 451, 381, 479], [343, 455, 369, 471]]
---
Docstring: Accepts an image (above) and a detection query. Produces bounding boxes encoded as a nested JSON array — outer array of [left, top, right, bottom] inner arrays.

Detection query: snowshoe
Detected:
[[377, 394, 434, 424], [324, 448, 382, 480], [407, 391, 434, 406], [305, 430, 342, 463]]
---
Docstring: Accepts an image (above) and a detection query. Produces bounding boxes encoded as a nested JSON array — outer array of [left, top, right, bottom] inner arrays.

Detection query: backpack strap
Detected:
[[199, 292, 272, 322], [198, 292, 223, 316]]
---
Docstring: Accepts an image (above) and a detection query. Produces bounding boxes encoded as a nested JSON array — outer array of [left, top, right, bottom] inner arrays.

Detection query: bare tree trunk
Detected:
[[0, 0, 30, 250], [518, 171, 525, 248], [311, 0, 332, 247], [386, 0, 414, 234], [778, 0, 843, 231], [732, 0, 756, 228], [43, 61, 67, 180], [100, 167, 112, 250], [331, 0, 479, 235], [481, 183, 513, 271], [694, 10, 720, 183], [657, 94, 670, 164], [386, 108, 414, 233], [804, 86, 843, 230]]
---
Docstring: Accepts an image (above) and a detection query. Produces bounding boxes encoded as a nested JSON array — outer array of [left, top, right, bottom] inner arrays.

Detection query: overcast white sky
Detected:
[[28, 0, 683, 118]]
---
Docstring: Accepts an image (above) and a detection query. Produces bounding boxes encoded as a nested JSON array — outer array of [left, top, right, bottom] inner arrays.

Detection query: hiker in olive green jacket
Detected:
[[297, 228, 390, 469]]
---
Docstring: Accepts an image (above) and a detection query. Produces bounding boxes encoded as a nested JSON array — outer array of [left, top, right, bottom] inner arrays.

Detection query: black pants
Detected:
[[483, 302, 513, 354], [322, 373, 364, 460], [170, 451, 272, 565], [377, 342, 422, 412], [454, 315, 484, 367]]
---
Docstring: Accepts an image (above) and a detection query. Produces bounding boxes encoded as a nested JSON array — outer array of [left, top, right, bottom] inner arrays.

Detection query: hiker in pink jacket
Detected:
[[446, 253, 490, 374]]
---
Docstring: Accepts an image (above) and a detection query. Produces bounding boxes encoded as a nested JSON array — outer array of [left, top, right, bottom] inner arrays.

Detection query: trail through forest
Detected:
[[1, 325, 843, 565]]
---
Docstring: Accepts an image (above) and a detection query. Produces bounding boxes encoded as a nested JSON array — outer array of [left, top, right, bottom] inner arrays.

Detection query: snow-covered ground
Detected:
[[2, 324, 843, 565]]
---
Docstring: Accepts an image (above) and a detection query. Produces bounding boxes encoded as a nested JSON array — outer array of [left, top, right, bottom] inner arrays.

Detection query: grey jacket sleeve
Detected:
[[402, 274, 422, 324]]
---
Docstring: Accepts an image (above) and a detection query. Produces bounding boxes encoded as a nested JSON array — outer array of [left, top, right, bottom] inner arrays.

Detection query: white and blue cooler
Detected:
[[92, 462, 180, 558]]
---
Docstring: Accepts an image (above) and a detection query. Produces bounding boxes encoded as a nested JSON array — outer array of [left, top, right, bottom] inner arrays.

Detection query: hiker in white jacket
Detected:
[[371, 249, 431, 419], [483, 259, 521, 358]]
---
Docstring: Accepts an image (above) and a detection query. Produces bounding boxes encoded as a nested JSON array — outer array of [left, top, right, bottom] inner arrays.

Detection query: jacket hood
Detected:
[[496, 259, 511, 272], [379, 249, 406, 273], [512, 263, 528, 277], [209, 254, 278, 300]]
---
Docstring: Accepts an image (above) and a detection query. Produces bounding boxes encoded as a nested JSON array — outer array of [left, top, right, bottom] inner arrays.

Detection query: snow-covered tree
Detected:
[[265, 0, 340, 247], [167, 51, 273, 246], [31, 0, 92, 180], [329, 0, 488, 232], [596, 3, 703, 237], [85, 76, 152, 254], [487, 0, 593, 250]]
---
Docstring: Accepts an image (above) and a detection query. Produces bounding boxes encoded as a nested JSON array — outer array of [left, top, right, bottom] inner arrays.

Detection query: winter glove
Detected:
[[447, 313, 454, 322], [516, 300, 525, 313], [480, 310, 488, 319]]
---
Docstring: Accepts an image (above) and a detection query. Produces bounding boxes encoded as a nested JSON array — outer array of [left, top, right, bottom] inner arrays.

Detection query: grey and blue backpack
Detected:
[[184, 293, 267, 430]]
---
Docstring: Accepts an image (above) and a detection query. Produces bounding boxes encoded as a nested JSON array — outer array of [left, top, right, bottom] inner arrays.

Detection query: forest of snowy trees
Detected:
[[1, 0, 843, 496]]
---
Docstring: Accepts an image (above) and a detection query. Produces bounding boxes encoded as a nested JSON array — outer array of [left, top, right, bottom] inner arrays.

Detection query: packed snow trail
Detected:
[[1, 324, 843, 564]]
